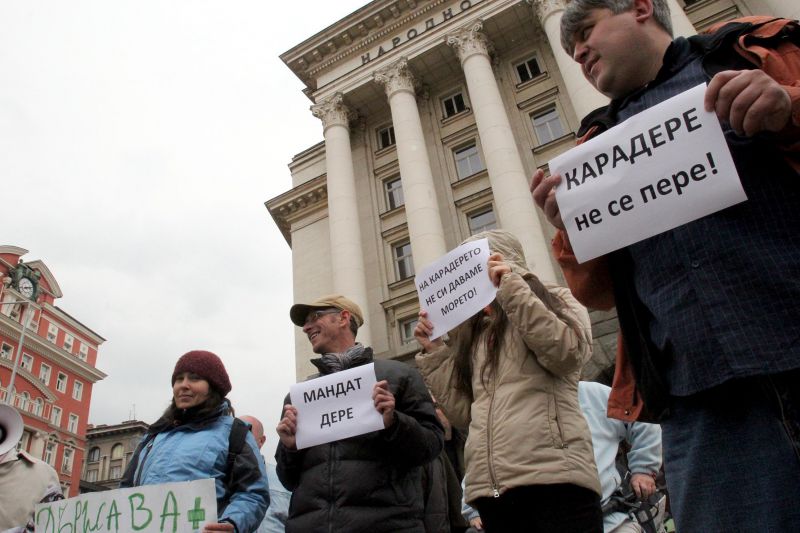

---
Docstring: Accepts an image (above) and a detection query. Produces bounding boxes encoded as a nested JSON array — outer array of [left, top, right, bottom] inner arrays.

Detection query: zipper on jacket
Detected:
[[486, 384, 500, 498], [134, 440, 155, 486], [328, 442, 335, 533], [552, 389, 567, 449]]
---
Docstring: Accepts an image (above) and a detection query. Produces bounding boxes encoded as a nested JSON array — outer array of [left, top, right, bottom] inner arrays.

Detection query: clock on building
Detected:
[[18, 277, 35, 299]]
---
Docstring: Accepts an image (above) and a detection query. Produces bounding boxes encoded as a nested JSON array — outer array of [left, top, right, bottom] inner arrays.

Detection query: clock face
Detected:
[[18, 277, 34, 298]]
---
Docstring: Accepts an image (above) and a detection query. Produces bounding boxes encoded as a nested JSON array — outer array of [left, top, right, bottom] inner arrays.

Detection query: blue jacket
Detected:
[[121, 401, 269, 533]]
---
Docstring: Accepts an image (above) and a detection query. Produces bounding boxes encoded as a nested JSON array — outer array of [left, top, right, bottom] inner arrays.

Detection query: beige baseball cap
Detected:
[[290, 294, 364, 328]]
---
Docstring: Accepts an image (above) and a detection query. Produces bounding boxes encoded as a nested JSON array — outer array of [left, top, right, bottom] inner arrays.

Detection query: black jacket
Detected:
[[276, 351, 444, 533]]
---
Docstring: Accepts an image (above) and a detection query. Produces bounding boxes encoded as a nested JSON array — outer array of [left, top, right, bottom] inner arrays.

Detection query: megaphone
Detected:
[[0, 404, 24, 457]]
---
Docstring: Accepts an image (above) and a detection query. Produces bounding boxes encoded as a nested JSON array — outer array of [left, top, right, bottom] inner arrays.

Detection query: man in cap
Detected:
[[275, 294, 444, 533], [0, 404, 63, 531]]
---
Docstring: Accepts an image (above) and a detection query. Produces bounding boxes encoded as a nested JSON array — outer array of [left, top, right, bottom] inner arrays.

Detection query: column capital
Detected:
[[310, 93, 355, 131], [445, 20, 494, 65], [528, 0, 566, 24], [373, 57, 419, 99]]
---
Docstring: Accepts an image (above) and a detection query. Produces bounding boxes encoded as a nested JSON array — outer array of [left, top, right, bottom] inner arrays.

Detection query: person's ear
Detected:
[[339, 310, 351, 326], [632, 0, 654, 23]]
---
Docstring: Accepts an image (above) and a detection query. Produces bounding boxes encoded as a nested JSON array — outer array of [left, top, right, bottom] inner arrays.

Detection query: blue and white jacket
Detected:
[[121, 401, 269, 533]]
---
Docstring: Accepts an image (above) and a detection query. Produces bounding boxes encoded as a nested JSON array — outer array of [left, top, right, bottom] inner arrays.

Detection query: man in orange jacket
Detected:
[[531, 0, 800, 531]]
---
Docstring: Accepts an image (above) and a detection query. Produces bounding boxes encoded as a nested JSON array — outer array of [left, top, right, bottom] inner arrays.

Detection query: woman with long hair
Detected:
[[415, 230, 602, 533], [121, 350, 269, 532]]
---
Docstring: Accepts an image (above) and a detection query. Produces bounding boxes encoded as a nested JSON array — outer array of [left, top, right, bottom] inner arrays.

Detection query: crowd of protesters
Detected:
[[2, 0, 797, 531]]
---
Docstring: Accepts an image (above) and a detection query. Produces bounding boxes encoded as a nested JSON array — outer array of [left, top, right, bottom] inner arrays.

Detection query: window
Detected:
[[27, 313, 39, 332], [454, 144, 485, 180], [88, 447, 100, 462], [78, 344, 89, 362], [68, 413, 79, 433], [62, 448, 73, 474], [39, 363, 51, 385], [21, 353, 33, 371], [442, 91, 467, 118], [56, 373, 67, 393], [72, 380, 83, 401], [63, 334, 74, 352], [515, 56, 542, 83], [468, 208, 498, 234], [32, 398, 43, 417], [1, 343, 12, 360], [44, 442, 57, 466], [51, 406, 62, 427], [384, 177, 404, 210], [47, 323, 58, 343], [393, 241, 414, 280], [111, 443, 124, 460], [377, 125, 396, 150], [109, 465, 122, 479], [18, 392, 30, 411], [86, 469, 98, 482], [400, 318, 419, 345], [531, 108, 565, 145]]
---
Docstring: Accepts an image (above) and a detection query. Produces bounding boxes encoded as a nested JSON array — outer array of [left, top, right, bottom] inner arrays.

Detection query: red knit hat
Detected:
[[171, 350, 231, 396]]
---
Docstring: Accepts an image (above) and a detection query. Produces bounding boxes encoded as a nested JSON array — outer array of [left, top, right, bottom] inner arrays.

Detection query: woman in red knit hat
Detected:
[[121, 350, 269, 532]]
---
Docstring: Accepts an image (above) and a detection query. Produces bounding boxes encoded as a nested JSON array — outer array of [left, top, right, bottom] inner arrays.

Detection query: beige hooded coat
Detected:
[[416, 230, 600, 505]]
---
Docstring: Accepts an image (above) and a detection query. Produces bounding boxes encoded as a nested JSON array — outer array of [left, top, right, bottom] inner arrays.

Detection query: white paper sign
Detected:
[[550, 83, 747, 263], [415, 238, 498, 340], [35, 479, 216, 533], [290, 362, 384, 449]]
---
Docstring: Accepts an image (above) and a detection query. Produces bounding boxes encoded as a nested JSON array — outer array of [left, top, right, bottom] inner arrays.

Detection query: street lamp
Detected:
[[0, 296, 36, 406]]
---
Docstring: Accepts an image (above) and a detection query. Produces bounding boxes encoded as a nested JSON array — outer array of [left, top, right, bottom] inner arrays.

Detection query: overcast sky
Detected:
[[0, 0, 367, 460]]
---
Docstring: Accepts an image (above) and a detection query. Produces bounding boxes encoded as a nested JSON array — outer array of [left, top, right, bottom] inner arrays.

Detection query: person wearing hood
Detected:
[[415, 230, 602, 533], [275, 294, 443, 533], [120, 350, 269, 533]]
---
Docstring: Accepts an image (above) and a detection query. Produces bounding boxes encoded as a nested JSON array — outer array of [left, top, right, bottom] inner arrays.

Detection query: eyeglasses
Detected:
[[303, 309, 341, 325]]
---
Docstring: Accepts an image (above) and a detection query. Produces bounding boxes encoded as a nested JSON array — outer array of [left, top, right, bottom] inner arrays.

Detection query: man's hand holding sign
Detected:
[[534, 84, 747, 263]]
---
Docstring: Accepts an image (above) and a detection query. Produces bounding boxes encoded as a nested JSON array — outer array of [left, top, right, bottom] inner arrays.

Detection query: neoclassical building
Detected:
[[267, 0, 795, 380]]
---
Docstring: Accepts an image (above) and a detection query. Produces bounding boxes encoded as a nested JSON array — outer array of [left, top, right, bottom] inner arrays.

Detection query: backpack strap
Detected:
[[222, 417, 250, 494]]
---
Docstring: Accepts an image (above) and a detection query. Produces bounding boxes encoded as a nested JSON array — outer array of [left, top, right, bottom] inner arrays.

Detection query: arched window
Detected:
[[32, 398, 43, 417], [19, 391, 30, 411], [111, 443, 124, 460], [87, 447, 100, 462]]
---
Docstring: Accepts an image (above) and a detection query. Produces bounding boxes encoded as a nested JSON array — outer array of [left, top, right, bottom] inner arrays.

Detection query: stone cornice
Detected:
[[266, 174, 329, 246], [87, 421, 149, 438], [281, 0, 438, 88], [373, 57, 419, 98], [446, 20, 493, 64], [0, 314, 107, 382]]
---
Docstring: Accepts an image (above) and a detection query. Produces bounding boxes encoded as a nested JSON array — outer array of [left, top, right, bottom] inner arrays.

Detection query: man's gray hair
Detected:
[[560, 0, 673, 56]]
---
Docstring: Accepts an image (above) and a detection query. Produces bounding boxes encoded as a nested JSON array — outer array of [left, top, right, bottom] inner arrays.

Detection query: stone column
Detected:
[[666, 0, 696, 38], [532, 0, 607, 121], [311, 94, 372, 345], [447, 23, 557, 283], [374, 58, 447, 269]]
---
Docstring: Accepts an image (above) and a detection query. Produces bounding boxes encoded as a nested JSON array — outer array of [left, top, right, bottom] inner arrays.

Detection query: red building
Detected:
[[0, 245, 106, 497]]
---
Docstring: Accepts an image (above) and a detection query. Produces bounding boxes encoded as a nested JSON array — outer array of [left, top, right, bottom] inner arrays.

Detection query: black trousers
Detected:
[[473, 483, 603, 533]]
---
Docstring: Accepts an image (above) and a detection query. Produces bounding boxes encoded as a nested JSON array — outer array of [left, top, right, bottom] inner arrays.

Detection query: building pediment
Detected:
[[282, 0, 493, 93], [266, 174, 329, 246]]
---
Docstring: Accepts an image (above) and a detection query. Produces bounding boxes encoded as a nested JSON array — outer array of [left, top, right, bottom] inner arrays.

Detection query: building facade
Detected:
[[81, 420, 149, 491], [267, 0, 795, 380], [0, 246, 106, 497]]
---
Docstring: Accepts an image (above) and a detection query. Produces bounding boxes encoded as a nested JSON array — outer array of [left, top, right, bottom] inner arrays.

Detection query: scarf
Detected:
[[311, 343, 373, 375]]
